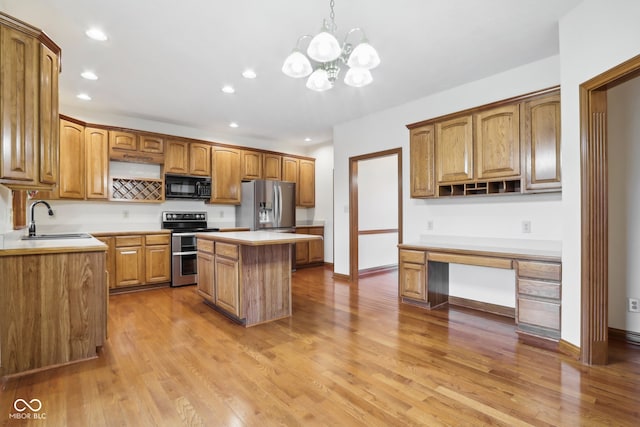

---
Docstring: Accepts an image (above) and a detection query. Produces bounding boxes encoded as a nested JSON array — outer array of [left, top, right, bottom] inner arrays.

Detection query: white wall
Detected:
[[607, 76, 640, 333], [334, 55, 563, 309], [559, 0, 640, 346], [304, 142, 334, 263]]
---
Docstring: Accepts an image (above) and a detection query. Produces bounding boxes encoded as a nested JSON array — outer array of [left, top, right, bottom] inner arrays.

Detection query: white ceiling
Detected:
[[1, 0, 581, 148]]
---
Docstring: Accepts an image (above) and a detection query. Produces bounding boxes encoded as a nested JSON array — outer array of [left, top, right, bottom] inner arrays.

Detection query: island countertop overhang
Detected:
[[196, 230, 322, 246]]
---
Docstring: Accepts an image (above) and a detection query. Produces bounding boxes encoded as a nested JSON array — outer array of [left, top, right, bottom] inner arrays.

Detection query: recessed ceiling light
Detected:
[[304, 137, 312, 142], [221, 85, 235, 94], [77, 93, 92, 101], [229, 122, 239, 128], [81, 71, 98, 80], [242, 69, 257, 79], [85, 28, 108, 41]]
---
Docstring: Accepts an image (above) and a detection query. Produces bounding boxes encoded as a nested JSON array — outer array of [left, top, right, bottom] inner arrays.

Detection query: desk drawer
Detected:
[[400, 249, 425, 264], [518, 278, 561, 299], [517, 261, 561, 281], [518, 298, 560, 331]]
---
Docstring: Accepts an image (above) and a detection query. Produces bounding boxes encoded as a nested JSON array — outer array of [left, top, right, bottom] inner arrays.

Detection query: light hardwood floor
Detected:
[[1, 266, 639, 426]]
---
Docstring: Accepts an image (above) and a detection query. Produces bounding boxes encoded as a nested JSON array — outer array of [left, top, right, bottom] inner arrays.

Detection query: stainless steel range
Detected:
[[161, 211, 219, 287]]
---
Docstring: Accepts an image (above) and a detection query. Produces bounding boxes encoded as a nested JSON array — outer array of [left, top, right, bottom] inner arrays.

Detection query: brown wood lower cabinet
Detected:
[[516, 260, 562, 340], [196, 240, 215, 302], [196, 235, 302, 327], [295, 226, 324, 268], [145, 234, 171, 283], [197, 240, 242, 318], [0, 249, 106, 376], [399, 249, 449, 308], [94, 232, 171, 292], [214, 242, 241, 317], [398, 242, 562, 349]]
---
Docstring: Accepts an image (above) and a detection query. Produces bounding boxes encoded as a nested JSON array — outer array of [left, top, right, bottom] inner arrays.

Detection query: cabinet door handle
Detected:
[[120, 251, 137, 255]]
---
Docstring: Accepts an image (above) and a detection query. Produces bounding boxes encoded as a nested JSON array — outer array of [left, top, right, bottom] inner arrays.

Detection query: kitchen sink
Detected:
[[21, 233, 92, 240]]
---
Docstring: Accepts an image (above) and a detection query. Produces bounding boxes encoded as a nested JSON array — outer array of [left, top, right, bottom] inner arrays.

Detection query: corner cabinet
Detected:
[[0, 13, 60, 190], [408, 88, 561, 198]]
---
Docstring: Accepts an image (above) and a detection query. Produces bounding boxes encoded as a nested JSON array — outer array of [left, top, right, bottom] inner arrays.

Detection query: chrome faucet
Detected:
[[28, 201, 54, 237]]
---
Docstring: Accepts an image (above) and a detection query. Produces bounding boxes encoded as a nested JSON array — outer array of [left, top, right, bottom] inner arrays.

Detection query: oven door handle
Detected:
[[173, 251, 198, 256]]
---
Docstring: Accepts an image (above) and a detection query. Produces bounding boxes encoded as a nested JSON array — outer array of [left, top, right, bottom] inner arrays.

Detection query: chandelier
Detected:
[[282, 0, 380, 92]]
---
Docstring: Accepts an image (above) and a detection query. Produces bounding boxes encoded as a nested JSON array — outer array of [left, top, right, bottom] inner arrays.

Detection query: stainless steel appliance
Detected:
[[236, 180, 296, 231], [162, 211, 219, 287], [165, 174, 211, 200]]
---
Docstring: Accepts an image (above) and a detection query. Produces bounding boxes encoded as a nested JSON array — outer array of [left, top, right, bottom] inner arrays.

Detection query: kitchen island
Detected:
[[196, 231, 322, 326]]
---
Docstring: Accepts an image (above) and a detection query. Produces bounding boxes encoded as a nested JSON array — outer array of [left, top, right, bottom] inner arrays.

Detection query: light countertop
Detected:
[[0, 230, 107, 256], [400, 235, 561, 260], [197, 230, 322, 246]]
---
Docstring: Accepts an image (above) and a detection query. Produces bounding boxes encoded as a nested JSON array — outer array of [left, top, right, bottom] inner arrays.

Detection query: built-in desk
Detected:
[[398, 236, 562, 346]]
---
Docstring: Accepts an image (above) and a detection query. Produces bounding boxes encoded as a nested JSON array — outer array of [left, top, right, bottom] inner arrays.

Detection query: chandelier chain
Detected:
[[329, 0, 337, 33]]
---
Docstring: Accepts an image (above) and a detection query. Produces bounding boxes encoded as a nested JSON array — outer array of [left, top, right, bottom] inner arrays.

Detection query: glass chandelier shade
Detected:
[[306, 69, 333, 92], [343, 67, 373, 88], [282, 49, 313, 78], [307, 30, 342, 62], [347, 42, 381, 70], [283, 0, 379, 91]]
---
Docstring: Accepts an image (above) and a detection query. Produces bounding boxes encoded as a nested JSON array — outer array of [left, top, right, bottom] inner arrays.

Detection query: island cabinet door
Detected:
[[197, 251, 215, 302], [215, 256, 241, 317]]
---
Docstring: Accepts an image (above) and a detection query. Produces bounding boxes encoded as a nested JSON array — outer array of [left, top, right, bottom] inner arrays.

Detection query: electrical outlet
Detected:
[[522, 220, 531, 233], [629, 298, 640, 313], [427, 220, 433, 231], [219, 211, 224, 218], [123, 210, 129, 219]]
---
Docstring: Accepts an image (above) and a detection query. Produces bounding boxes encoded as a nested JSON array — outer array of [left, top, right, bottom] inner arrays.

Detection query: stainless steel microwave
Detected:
[[165, 174, 211, 200]]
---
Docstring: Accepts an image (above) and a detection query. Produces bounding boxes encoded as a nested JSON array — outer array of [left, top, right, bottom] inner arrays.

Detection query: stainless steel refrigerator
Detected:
[[236, 180, 296, 231]]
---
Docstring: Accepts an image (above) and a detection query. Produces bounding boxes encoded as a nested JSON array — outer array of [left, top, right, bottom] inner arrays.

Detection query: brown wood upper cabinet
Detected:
[[282, 156, 315, 207], [474, 104, 520, 179], [211, 146, 242, 204], [436, 115, 473, 183], [263, 153, 282, 180], [410, 125, 435, 198], [408, 88, 561, 198], [0, 13, 60, 190], [523, 93, 561, 192], [42, 119, 109, 200], [85, 127, 109, 199], [165, 139, 211, 177], [58, 120, 86, 199], [109, 130, 164, 164], [241, 150, 263, 180]]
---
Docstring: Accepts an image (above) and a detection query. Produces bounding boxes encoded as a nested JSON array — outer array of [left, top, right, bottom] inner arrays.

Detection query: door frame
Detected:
[[581, 53, 640, 364], [349, 148, 403, 280]]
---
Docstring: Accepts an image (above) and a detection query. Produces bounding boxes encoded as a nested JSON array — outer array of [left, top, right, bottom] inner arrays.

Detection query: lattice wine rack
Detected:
[[110, 177, 164, 202]]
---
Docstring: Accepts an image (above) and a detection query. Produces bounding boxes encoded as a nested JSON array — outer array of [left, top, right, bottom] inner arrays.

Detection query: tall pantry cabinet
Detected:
[[0, 12, 60, 190]]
